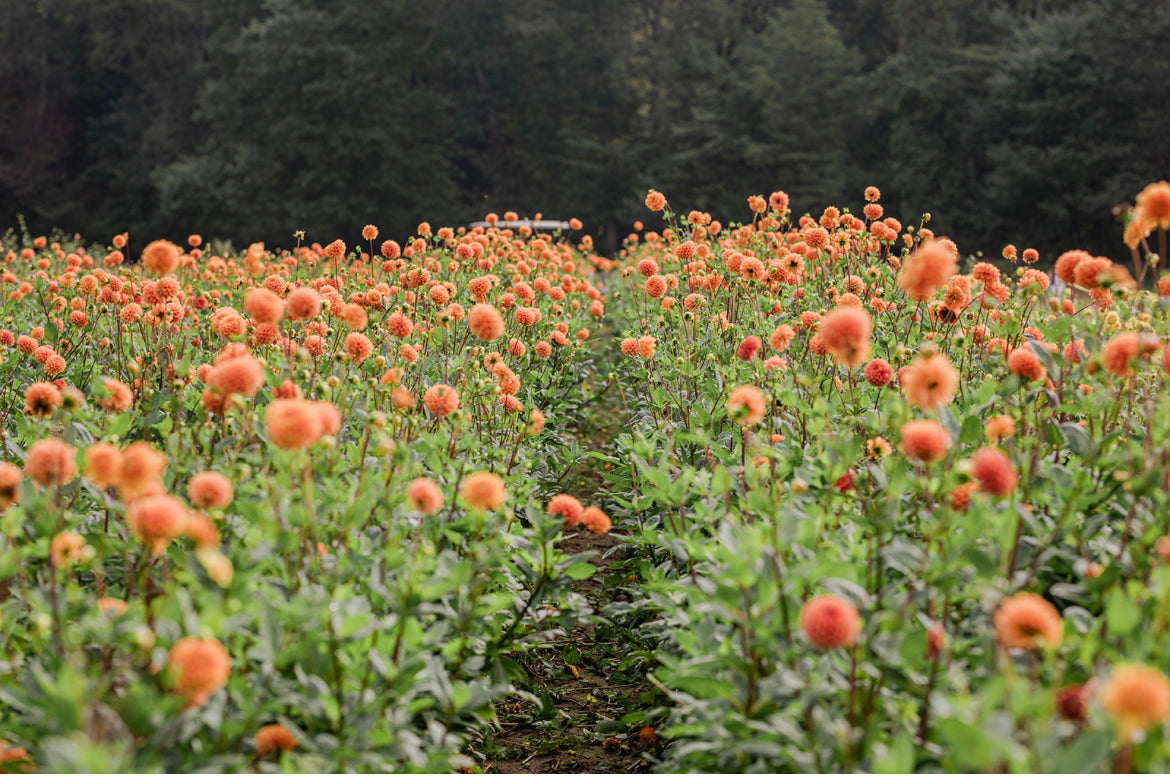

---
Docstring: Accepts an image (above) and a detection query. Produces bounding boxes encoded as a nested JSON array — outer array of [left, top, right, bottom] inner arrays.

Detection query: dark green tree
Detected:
[[154, 0, 458, 246], [980, 0, 1170, 259]]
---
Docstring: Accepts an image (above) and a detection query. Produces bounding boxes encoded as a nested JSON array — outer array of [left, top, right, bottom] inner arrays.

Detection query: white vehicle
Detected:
[[467, 219, 572, 231]]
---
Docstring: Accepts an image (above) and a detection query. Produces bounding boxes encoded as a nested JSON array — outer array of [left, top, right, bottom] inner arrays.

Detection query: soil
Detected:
[[479, 318, 663, 774], [482, 531, 654, 774]]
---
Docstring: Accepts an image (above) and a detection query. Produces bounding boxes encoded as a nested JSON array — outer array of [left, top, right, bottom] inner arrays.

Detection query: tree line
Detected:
[[1, 0, 1167, 260]]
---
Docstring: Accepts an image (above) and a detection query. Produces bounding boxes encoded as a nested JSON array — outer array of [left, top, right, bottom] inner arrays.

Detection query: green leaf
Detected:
[[938, 405, 960, 441], [1060, 422, 1094, 458], [1041, 729, 1110, 773], [669, 674, 737, 700], [1105, 588, 1139, 637], [875, 730, 915, 774], [563, 562, 596, 581]]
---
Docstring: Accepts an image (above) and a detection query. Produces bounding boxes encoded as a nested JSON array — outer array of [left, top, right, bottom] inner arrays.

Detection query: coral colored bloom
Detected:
[[118, 441, 167, 499], [769, 324, 796, 351], [726, 385, 767, 426], [1054, 250, 1091, 285], [84, 443, 123, 488], [266, 399, 323, 450], [304, 402, 336, 440], [984, 415, 1016, 444], [340, 303, 367, 331], [898, 240, 958, 302], [185, 513, 220, 549], [386, 311, 414, 339], [127, 495, 188, 556], [343, 332, 374, 363], [994, 592, 1062, 650], [424, 384, 460, 416], [286, 287, 322, 320], [141, 240, 182, 275], [581, 506, 611, 534], [461, 472, 506, 511], [736, 335, 762, 361], [971, 447, 1018, 497], [210, 354, 265, 398], [244, 287, 285, 324], [23, 381, 62, 417], [819, 307, 872, 368], [255, 724, 298, 758], [98, 597, 127, 616], [949, 482, 978, 511], [644, 275, 667, 298], [188, 471, 233, 509], [799, 594, 860, 649], [899, 420, 950, 464], [468, 304, 505, 341], [0, 740, 32, 772], [1135, 181, 1170, 230], [170, 636, 231, 707], [1100, 332, 1156, 378], [43, 354, 66, 377], [863, 358, 893, 387], [1072, 256, 1112, 290], [1099, 665, 1170, 743], [1007, 346, 1046, 383], [100, 379, 133, 412], [50, 531, 88, 568], [25, 439, 76, 487], [901, 353, 958, 410], [406, 477, 444, 515], [0, 462, 19, 511], [548, 494, 584, 528], [392, 387, 415, 409]]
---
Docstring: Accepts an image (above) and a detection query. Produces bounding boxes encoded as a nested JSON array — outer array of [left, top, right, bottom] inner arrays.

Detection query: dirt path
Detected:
[[480, 318, 661, 774], [483, 531, 653, 774]]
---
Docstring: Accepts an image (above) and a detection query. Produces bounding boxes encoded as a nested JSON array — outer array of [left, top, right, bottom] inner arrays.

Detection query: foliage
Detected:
[[596, 183, 1170, 771], [4, 110, 1170, 771], [3, 0, 1169, 259], [0, 220, 613, 771]]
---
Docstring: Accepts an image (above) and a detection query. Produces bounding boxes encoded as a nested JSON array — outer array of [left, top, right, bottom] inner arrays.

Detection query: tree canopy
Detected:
[[1, 0, 1166, 259]]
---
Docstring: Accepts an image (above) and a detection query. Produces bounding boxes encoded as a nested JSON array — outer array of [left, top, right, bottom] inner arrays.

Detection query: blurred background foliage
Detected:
[[1, 0, 1167, 258]]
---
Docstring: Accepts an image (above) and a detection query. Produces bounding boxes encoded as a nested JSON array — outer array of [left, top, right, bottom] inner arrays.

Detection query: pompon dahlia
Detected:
[[994, 592, 1062, 650], [799, 594, 861, 649], [406, 477, 444, 515], [819, 306, 872, 368], [169, 636, 231, 707], [1099, 664, 1170, 743], [971, 447, 1018, 497], [726, 385, 767, 426], [461, 472, 506, 511]]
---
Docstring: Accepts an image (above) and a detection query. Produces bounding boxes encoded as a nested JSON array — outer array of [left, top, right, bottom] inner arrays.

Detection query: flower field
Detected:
[[1, 183, 1170, 772]]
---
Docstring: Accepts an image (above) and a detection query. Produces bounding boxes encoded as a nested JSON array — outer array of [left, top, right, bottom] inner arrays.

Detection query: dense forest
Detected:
[[1, 0, 1168, 259]]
